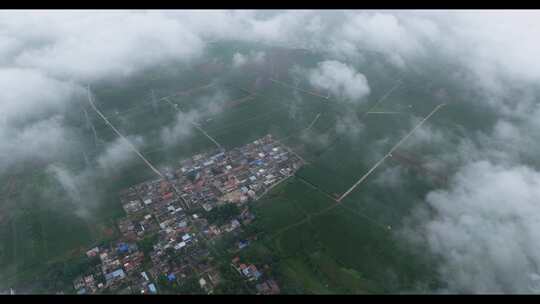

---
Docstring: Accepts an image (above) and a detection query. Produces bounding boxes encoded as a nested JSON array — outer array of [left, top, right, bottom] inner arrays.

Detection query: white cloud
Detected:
[[413, 161, 540, 293], [335, 113, 365, 137], [2, 10, 204, 82], [160, 110, 200, 147], [232, 51, 266, 68], [97, 135, 144, 172], [308, 60, 370, 102], [159, 89, 228, 146], [0, 116, 70, 173], [0, 68, 81, 124], [232, 52, 247, 68], [374, 166, 405, 188], [401, 117, 447, 152], [336, 12, 427, 68]]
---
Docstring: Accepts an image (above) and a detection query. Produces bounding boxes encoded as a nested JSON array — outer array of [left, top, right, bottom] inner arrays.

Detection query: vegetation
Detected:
[[137, 233, 159, 256], [205, 204, 240, 226], [0, 41, 451, 293], [157, 275, 205, 295], [213, 263, 251, 294]]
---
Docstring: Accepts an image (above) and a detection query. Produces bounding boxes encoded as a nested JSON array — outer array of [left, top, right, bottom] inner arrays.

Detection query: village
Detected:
[[72, 134, 303, 294]]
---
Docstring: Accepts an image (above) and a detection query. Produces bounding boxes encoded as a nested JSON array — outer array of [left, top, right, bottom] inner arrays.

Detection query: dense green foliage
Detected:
[[205, 204, 240, 226], [213, 263, 251, 294], [157, 275, 205, 295], [137, 233, 159, 256]]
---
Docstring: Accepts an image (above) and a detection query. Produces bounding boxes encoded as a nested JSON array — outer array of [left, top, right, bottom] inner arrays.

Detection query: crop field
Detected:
[[0, 169, 113, 290], [0, 41, 459, 292], [228, 49, 452, 292]]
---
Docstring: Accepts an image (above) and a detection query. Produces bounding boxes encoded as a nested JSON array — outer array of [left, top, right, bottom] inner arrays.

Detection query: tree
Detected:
[[177, 277, 205, 295], [137, 233, 158, 255], [206, 204, 240, 226], [62, 256, 100, 281], [213, 263, 251, 294]]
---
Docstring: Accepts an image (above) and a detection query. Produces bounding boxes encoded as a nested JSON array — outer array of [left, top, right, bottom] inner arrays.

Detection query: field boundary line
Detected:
[[269, 103, 446, 239], [337, 103, 446, 202], [86, 86, 164, 179]]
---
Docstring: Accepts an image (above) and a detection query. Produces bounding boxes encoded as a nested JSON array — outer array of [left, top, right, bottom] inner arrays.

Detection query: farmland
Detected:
[[0, 40, 462, 293]]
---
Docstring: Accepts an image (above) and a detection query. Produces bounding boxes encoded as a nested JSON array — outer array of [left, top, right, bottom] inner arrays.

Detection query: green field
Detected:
[[246, 173, 438, 293], [0, 40, 471, 292], [0, 168, 122, 291]]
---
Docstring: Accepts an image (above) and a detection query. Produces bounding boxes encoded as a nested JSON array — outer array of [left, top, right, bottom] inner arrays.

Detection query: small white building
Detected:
[[174, 242, 186, 250], [141, 272, 150, 281], [199, 278, 207, 288]]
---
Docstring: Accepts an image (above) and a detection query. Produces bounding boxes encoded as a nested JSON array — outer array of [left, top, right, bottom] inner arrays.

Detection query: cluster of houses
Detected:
[[231, 257, 280, 295], [175, 134, 303, 210], [72, 135, 303, 294], [74, 242, 149, 294]]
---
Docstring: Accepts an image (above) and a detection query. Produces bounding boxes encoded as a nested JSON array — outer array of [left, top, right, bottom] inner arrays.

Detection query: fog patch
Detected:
[[308, 60, 370, 102], [0, 68, 81, 124], [232, 51, 266, 68], [299, 130, 330, 148], [335, 113, 365, 138], [97, 135, 145, 173], [374, 165, 405, 188], [160, 89, 228, 146], [0, 116, 71, 174], [401, 118, 447, 153], [46, 164, 95, 219]]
